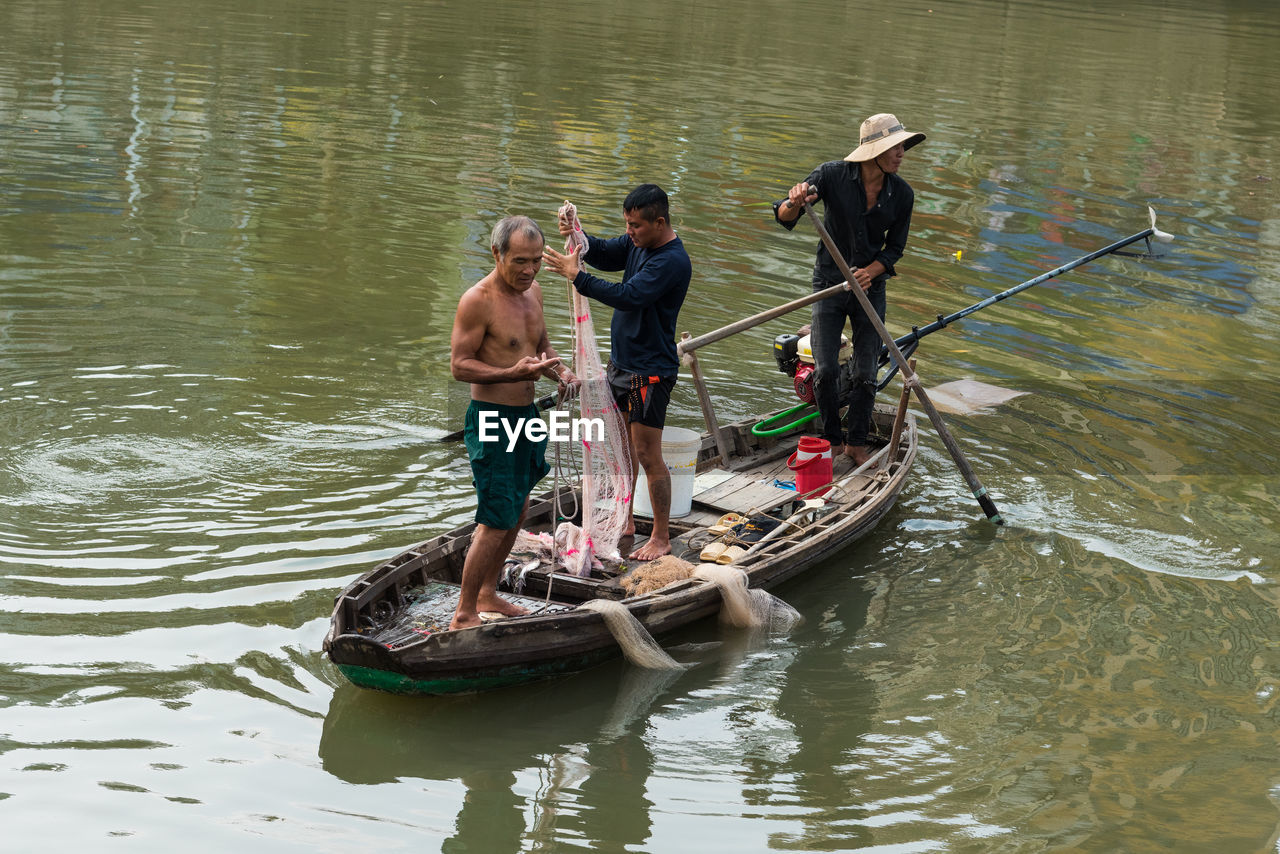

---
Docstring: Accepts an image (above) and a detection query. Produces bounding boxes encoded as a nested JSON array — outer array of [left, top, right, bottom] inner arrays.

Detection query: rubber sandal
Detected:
[[716, 545, 747, 565], [708, 512, 744, 536], [699, 541, 728, 562]]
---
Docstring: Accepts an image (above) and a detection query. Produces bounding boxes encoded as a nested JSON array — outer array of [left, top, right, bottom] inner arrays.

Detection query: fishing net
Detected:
[[620, 555, 696, 596], [555, 200, 634, 576], [693, 564, 804, 632], [360, 581, 573, 648], [579, 599, 687, 670]]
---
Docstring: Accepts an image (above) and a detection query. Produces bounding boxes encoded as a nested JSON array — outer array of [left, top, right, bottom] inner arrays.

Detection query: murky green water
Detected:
[[3, 0, 1279, 849]]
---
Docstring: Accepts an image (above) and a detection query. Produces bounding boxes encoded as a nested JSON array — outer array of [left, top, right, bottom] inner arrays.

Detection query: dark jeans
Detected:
[[810, 280, 886, 447]]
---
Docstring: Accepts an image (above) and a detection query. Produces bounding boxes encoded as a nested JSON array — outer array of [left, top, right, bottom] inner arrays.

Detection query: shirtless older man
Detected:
[[449, 215, 578, 630]]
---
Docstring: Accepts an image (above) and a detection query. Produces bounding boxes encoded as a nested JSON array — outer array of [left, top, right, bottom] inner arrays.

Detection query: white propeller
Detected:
[[1148, 206, 1175, 243]]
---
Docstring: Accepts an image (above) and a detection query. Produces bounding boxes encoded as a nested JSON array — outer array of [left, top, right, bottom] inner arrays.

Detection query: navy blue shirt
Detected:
[[773, 160, 914, 287], [572, 234, 691, 376]]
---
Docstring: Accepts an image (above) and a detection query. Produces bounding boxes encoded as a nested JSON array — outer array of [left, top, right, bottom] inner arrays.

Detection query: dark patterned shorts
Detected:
[[606, 363, 676, 429]]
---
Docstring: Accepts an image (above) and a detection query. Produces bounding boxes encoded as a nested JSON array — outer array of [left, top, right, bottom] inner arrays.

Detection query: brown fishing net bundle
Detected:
[[620, 555, 697, 596]]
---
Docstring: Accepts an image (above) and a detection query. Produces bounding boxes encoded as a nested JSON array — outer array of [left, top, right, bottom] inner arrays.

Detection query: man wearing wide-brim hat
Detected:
[[773, 113, 925, 467]]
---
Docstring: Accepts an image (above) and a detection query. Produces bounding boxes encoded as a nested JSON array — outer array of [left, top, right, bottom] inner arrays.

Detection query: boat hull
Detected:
[[325, 404, 917, 695]]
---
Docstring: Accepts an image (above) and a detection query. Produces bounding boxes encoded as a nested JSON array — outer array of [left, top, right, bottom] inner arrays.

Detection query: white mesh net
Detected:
[[579, 599, 687, 670], [555, 200, 634, 576], [693, 564, 804, 632]]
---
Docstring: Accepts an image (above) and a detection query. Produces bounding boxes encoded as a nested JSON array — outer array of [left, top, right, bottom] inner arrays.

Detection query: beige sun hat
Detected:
[[844, 113, 926, 162]]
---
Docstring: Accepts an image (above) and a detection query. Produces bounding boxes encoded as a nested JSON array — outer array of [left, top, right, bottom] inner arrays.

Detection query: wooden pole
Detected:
[[887, 358, 915, 463], [677, 282, 848, 356], [802, 203, 1004, 525], [681, 332, 732, 463]]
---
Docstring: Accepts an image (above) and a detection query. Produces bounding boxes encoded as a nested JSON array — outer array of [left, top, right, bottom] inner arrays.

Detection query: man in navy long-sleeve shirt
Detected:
[[543, 184, 691, 560]]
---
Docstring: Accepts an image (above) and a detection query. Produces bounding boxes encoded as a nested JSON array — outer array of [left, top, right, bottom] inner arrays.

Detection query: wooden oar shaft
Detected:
[[802, 202, 1004, 524], [681, 333, 732, 463], [887, 358, 915, 463], [677, 282, 849, 355]]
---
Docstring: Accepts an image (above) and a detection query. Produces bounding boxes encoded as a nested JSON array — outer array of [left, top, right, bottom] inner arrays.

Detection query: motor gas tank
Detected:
[[797, 333, 852, 365]]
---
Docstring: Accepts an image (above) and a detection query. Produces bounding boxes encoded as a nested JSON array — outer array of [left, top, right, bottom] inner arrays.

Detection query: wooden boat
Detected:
[[323, 395, 917, 695], [326, 275, 931, 694]]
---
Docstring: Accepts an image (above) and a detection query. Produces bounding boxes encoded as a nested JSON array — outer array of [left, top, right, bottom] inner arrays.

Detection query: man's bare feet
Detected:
[[450, 595, 528, 630], [629, 538, 671, 561], [847, 445, 873, 466], [477, 594, 528, 618], [450, 611, 484, 631]]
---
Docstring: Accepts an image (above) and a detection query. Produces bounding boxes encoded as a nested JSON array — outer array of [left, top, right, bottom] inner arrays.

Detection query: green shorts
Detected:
[[463, 400, 551, 531]]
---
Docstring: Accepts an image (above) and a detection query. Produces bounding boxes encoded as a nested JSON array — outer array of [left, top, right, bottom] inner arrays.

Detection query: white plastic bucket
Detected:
[[633, 426, 702, 519]]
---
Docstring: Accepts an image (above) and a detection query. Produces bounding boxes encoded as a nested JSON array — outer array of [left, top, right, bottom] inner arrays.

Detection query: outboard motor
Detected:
[[772, 333, 801, 377], [772, 330, 858, 405]]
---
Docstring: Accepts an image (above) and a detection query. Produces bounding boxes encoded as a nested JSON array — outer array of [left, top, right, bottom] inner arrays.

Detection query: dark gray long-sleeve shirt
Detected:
[[773, 160, 914, 287]]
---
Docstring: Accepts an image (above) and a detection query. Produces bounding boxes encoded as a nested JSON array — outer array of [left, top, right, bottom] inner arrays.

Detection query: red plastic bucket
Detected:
[[787, 436, 833, 497]]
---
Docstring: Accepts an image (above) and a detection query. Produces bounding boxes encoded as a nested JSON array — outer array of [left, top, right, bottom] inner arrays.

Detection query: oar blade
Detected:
[[927, 379, 1027, 416], [1148, 206, 1175, 243]]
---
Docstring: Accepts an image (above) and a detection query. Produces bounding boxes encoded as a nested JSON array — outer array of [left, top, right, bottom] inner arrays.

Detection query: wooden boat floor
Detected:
[[367, 581, 575, 650], [690, 465, 796, 515], [673, 441, 890, 532], [685, 448, 854, 515]]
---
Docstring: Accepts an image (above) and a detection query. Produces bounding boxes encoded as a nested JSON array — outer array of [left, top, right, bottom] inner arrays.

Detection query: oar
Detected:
[[436, 393, 559, 443], [801, 201, 1005, 525]]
